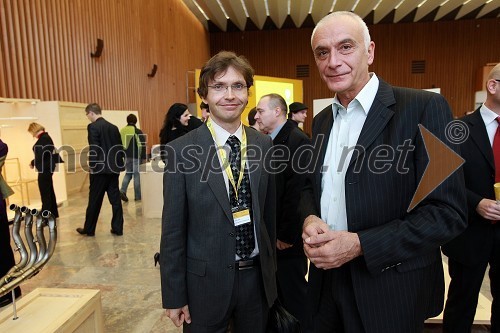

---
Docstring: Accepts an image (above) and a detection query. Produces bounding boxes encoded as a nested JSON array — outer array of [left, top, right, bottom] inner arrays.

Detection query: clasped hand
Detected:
[[302, 215, 363, 270], [166, 305, 191, 327]]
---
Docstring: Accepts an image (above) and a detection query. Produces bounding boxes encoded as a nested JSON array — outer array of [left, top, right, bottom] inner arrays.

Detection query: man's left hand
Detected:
[[304, 231, 363, 269]]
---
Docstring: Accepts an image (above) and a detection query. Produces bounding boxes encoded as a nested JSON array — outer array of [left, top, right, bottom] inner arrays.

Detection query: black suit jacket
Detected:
[[442, 109, 496, 266], [160, 124, 277, 326], [299, 78, 467, 330], [273, 120, 311, 255], [87, 117, 124, 174], [31, 132, 56, 174]]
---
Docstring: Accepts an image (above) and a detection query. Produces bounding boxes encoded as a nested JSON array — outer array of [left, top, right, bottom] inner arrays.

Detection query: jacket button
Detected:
[[227, 264, 233, 269], [229, 232, 234, 237]]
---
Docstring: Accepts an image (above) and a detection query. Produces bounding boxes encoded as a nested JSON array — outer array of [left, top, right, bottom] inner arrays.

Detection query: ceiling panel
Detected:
[[181, 0, 500, 32]]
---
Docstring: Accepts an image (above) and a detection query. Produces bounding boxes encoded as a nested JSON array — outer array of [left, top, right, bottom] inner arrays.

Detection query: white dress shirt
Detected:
[[208, 117, 259, 258], [320, 74, 380, 230], [480, 104, 499, 146]]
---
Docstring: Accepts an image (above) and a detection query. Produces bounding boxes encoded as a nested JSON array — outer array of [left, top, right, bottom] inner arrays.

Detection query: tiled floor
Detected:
[[1, 190, 493, 332]]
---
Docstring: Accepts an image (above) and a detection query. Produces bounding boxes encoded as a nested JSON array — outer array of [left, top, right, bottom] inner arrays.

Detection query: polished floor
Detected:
[[1, 189, 493, 332]]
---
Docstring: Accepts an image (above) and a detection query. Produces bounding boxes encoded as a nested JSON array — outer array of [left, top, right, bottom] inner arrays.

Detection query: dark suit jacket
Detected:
[[299, 78, 467, 331], [160, 124, 277, 326], [274, 120, 311, 255], [442, 109, 496, 266], [87, 117, 124, 174], [31, 132, 57, 174]]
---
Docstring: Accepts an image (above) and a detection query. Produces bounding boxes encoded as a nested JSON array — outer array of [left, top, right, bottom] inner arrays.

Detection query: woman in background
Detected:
[[28, 123, 59, 219], [0, 130, 21, 307], [159, 103, 193, 144]]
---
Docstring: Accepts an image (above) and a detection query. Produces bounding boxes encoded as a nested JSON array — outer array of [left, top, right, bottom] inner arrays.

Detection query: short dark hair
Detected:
[[248, 107, 257, 126], [86, 103, 102, 115], [127, 114, 137, 125], [200, 102, 209, 112], [197, 51, 254, 99]]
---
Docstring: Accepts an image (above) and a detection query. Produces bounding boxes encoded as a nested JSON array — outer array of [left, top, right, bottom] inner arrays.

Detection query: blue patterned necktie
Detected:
[[226, 135, 254, 258]]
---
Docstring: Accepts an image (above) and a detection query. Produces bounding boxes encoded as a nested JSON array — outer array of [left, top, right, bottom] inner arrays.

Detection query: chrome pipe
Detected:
[[0, 205, 27, 287], [0, 210, 58, 297], [22, 207, 38, 272]]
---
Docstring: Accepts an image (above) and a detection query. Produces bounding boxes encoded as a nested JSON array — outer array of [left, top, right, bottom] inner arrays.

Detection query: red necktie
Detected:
[[493, 117, 500, 183]]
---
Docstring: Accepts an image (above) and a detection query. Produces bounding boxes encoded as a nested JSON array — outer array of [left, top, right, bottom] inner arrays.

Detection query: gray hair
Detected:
[[311, 11, 371, 51]]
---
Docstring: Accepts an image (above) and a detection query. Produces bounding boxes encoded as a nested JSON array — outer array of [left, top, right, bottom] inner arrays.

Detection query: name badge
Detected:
[[233, 209, 251, 227]]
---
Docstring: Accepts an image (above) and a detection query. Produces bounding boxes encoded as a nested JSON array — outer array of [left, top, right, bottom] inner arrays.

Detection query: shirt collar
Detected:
[[209, 117, 243, 147], [480, 103, 499, 126], [331, 73, 379, 117], [269, 120, 286, 140]]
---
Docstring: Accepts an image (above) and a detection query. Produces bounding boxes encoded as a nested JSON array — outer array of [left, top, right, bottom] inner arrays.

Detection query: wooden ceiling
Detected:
[[182, 0, 500, 32]]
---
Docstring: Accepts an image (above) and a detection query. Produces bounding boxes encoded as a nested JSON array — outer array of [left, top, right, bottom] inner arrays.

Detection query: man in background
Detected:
[[255, 93, 311, 326], [443, 63, 500, 332], [247, 107, 260, 131], [288, 102, 308, 128], [119, 113, 145, 202], [77, 103, 125, 236]]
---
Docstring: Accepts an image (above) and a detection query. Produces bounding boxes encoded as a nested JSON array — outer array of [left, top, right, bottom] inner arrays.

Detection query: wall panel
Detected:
[[0, 0, 210, 146], [210, 18, 500, 135]]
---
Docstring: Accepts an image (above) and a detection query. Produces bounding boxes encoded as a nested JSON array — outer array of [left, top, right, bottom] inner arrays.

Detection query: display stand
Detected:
[[0, 288, 104, 333]]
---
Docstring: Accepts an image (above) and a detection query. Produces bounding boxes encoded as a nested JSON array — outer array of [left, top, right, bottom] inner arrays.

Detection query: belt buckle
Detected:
[[237, 259, 254, 270]]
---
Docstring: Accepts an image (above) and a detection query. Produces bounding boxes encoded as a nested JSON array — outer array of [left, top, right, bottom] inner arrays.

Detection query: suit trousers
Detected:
[[184, 265, 268, 333], [443, 226, 500, 333], [37, 172, 59, 218], [277, 252, 308, 327], [84, 173, 123, 235]]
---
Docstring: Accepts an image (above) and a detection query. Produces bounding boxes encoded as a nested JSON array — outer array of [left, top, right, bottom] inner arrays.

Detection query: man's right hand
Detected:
[[476, 199, 500, 223], [166, 305, 191, 327]]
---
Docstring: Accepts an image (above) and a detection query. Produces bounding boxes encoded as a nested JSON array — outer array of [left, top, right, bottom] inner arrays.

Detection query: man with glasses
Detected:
[[160, 51, 277, 332], [443, 63, 500, 332]]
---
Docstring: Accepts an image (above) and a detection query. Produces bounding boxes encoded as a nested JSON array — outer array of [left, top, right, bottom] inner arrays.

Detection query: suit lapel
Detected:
[[348, 80, 395, 168], [315, 106, 335, 202], [196, 125, 233, 222], [245, 126, 261, 200], [467, 110, 494, 170]]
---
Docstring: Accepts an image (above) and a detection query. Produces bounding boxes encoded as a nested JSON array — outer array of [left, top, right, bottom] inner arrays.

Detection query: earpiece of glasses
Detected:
[[208, 83, 247, 93]]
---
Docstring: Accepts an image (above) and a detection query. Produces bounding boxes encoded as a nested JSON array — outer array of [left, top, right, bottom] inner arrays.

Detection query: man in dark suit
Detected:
[[160, 51, 277, 332], [76, 103, 125, 236], [442, 63, 500, 332], [255, 93, 311, 326], [299, 11, 467, 332]]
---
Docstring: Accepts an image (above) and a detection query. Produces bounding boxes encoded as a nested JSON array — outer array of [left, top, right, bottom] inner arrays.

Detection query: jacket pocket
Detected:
[[187, 257, 207, 277]]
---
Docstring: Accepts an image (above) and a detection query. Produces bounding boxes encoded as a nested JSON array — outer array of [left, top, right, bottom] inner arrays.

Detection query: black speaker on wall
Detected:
[[148, 64, 158, 77], [91, 39, 104, 58]]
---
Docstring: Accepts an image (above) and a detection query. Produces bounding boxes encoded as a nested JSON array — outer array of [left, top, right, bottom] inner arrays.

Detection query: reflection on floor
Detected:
[[1, 191, 492, 332]]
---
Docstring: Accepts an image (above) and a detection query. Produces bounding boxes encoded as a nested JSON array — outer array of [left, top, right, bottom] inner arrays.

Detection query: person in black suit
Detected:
[[288, 102, 308, 128], [28, 122, 59, 218], [255, 93, 311, 327], [442, 63, 500, 332], [76, 103, 125, 236], [299, 11, 467, 332], [160, 51, 277, 332], [0, 133, 21, 307]]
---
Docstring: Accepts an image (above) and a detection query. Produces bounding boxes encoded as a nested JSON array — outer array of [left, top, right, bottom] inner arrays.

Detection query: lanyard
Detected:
[[206, 118, 247, 201]]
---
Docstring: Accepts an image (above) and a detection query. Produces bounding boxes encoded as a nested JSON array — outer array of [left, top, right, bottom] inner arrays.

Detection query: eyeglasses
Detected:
[[496, 79, 500, 82], [207, 83, 247, 93]]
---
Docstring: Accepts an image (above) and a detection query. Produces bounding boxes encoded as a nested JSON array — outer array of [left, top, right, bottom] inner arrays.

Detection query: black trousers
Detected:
[[277, 252, 308, 327], [184, 266, 268, 333], [84, 173, 123, 235], [0, 198, 21, 302], [38, 172, 58, 218], [443, 227, 500, 333]]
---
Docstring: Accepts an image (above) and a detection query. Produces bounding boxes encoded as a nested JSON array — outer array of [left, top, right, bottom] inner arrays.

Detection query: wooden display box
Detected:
[[0, 288, 103, 333]]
